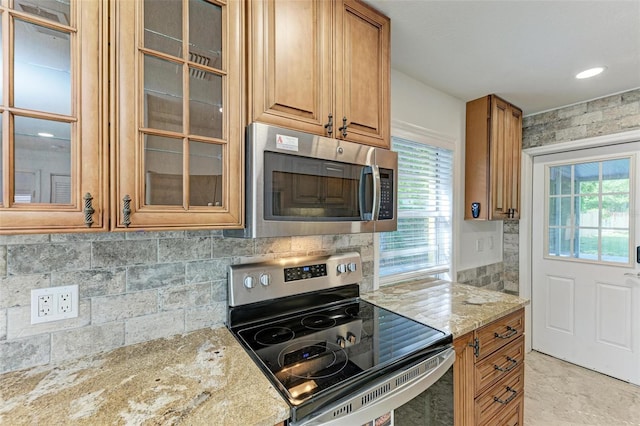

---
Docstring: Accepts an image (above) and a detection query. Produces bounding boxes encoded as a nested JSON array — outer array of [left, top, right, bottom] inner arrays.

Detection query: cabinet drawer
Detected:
[[480, 395, 523, 426], [475, 335, 524, 395], [475, 365, 524, 426], [476, 309, 524, 359]]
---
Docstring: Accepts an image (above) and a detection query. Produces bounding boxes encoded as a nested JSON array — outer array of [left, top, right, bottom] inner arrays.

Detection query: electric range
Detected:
[[227, 252, 454, 425]]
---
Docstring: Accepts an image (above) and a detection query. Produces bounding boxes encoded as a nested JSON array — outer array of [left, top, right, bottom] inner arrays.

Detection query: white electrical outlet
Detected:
[[31, 285, 79, 324]]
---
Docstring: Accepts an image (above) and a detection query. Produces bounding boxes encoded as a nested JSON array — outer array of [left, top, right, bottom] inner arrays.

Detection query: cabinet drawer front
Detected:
[[475, 335, 524, 395], [476, 309, 524, 359], [475, 365, 524, 426], [480, 395, 524, 426]]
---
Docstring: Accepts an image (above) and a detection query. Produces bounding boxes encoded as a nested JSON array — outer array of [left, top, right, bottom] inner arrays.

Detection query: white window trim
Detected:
[[374, 119, 458, 289]]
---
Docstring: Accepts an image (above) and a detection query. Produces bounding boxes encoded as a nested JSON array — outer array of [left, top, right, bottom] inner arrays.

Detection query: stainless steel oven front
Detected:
[[224, 123, 397, 238]]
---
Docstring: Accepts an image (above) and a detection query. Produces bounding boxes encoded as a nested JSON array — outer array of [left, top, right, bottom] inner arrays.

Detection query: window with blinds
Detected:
[[379, 136, 453, 283]]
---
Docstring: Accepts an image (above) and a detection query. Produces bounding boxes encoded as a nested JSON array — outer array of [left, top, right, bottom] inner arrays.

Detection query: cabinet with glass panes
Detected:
[[0, 0, 107, 233], [111, 0, 243, 230], [0, 0, 243, 234]]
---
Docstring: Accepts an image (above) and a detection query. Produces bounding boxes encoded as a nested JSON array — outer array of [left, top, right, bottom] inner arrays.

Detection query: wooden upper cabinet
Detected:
[[249, 0, 390, 148], [0, 0, 107, 234], [465, 95, 522, 221], [111, 0, 243, 231]]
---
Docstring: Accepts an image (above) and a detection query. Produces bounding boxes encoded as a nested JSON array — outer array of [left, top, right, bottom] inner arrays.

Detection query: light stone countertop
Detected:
[[0, 280, 528, 425], [361, 279, 529, 338], [0, 327, 290, 426]]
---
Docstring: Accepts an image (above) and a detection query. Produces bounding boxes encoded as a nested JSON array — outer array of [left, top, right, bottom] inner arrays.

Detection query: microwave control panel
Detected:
[[379, 168, 394, 220]]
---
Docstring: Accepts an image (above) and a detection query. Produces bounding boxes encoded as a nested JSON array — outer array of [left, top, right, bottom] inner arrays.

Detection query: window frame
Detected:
[[375, 121, 457, 287], [543, 153, 635, 267]]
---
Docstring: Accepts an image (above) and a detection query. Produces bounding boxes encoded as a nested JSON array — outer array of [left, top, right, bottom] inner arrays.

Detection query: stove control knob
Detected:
[[347, 262, 357, 272], [337, 263, 347, 274], [336, 336, 346, 348], [259, 273, 271, 286], [347, 332, 357, 344], [243, 276, 255, 289]]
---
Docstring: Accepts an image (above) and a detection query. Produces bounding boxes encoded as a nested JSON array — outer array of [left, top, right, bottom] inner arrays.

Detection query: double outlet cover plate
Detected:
[[30, 284, 79, 324]]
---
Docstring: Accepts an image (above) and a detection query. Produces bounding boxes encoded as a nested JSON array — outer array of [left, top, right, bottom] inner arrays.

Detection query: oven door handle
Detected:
[[359, 165, 380, 222], [296, 347, 455, 426]]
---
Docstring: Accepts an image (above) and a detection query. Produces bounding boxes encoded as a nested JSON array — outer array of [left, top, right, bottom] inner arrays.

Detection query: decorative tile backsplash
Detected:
[[0, 231, 374, 374], [456, 262, 505, 293]]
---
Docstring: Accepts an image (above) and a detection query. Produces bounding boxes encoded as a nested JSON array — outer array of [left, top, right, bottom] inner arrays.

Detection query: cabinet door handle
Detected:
[[494, 356, 518, 372], [493, 386, 518, 405], [83, 193, 95, 227], [122, 194, 131, 228], [338, 116, 348, 138], [494, 325, 518, 339], [324, 113, 333, 136]]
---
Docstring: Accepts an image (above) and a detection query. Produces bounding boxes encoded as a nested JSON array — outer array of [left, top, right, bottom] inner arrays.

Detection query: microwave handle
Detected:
[[359, 165, 381, 221]]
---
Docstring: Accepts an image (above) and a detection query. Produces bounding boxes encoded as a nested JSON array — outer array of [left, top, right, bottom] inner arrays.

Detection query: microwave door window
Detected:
[[264, 152, 361, 221]]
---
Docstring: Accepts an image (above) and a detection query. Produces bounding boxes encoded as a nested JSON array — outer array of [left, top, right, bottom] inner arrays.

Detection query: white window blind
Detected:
[[379, 136, 453, 282]]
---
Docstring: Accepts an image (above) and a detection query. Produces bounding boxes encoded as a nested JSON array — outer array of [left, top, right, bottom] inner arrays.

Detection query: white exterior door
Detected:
[[532, 142, 640, 385]]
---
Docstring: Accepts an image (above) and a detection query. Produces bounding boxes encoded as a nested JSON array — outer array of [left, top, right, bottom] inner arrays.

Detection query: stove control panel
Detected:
[[228, 252, 362, 307], [284, 263, 327, 282]]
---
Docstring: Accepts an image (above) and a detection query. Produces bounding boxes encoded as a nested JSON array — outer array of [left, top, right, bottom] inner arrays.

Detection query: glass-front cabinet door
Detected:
[[0, 0, 106, 233], [112, 0, 243, 230]]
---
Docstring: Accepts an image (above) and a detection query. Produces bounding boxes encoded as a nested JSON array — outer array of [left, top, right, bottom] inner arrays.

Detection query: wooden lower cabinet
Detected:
[[453, 308, 525, 425]]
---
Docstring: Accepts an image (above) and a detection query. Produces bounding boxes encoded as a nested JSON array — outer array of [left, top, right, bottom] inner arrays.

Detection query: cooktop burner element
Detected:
[[301, 315, 336, 330], [227, 252, 453, 424], [254, 327, 295, 346]]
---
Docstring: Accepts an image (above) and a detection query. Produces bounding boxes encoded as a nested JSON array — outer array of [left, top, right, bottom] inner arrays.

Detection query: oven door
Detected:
[[294, 346, 455, 426]]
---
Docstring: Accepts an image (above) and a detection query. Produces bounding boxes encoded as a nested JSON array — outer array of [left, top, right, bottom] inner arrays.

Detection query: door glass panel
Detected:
[[549, 164, 571, 195], [190, 69, 222, 138], [546, 157, 631, 265], [13, 1, 71, 24], [144, 55, 183, 133], [602, 158, 629, 192], [601, 229, 629, 263], [14, 19, 71, 115], [189, 141, 222, 206], [144, 0, 182, 57], [145, 135, 183, 205], [575, 195, 598, 227], [14, 116, 71, 204], [575, 228, 598, 260], [189, 0, 222, 69]]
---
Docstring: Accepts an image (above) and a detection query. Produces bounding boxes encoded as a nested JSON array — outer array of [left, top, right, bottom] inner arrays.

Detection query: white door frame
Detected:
[[519, 129, 640, 352]]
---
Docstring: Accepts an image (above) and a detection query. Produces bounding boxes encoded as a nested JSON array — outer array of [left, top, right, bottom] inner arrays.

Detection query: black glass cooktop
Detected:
[[233, 299, 451, 406]]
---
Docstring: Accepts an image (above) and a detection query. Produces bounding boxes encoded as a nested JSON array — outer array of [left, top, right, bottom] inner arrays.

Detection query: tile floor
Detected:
[[525, 351, 640, 425]]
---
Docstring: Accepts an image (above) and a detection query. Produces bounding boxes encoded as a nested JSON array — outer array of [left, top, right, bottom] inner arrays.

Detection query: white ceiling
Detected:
[[365, 0, 640, 116]]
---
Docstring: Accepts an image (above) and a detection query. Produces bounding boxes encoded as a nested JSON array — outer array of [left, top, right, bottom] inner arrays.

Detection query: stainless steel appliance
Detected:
[[223, 123, 397, 238], [227, 252, 454, 425]]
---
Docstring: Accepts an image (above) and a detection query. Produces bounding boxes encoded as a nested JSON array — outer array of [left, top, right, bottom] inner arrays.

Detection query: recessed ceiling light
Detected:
[[38, 132, 54, 138], [576, 67, 606, 79]]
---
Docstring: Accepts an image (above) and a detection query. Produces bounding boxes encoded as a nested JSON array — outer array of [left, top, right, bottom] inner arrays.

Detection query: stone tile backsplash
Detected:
[[0, 231, 374, 374], [456, 262, 505, 292]]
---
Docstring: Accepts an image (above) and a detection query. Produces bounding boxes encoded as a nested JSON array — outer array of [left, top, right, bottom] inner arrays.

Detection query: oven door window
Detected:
[[264, 152, 363, 221]]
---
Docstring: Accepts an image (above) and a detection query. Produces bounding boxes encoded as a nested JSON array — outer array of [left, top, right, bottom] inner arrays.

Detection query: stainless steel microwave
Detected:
[[224, 123, 397, 238]]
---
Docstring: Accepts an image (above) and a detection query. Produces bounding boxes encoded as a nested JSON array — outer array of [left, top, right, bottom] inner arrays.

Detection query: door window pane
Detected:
[[189, 141, 222, 206], [144, 55, 183, 133], [144, 0, 182, 57], [189, 0, 222, 69], [145, 135, 183, 205], [190, 69, 222, 138], [14, 19, 71, 115], [546, 157, 631, 264], [549, 164, 571, 195], [14, 116, 71, 204]]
